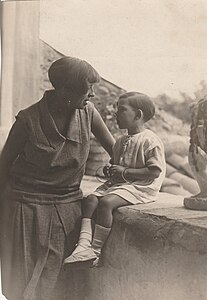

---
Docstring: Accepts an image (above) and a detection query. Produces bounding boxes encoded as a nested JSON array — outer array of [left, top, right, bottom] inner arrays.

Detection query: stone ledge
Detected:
[[81, 177, 207, 255], [115, 193, 207, 255], [82, 176, 207, 236], [81, 177, 207, 300]]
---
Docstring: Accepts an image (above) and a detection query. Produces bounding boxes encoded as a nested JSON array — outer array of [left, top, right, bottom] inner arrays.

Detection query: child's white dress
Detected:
[[93, 129, 166, 204]]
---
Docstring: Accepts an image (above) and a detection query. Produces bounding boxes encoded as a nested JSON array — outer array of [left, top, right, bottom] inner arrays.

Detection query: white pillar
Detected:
[[0, 1, 40, 150], [0, 1, 16, 149]]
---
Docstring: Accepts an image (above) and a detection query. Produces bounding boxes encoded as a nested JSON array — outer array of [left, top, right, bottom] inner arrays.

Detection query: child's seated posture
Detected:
[[64, 92, 166, 267]]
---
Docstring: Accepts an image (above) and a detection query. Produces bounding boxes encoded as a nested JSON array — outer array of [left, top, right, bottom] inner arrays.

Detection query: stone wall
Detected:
[[82, 193, 207, 300]]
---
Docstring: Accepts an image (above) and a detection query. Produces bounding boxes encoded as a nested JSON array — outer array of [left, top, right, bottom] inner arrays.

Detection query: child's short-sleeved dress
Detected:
[[93, 129, 166, 204]]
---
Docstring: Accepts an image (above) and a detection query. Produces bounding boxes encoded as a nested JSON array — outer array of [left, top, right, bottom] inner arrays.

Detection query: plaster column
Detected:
[[0, 0, 40, 150], [0, 1, 16, 150]]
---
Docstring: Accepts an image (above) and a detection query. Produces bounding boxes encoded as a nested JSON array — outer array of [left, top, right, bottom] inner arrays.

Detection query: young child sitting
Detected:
[[64, 92, 166, 267]]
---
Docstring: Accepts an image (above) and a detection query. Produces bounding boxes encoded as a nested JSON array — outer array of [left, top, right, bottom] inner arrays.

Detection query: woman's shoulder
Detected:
[[16, 99, 42, 121], [17, 90, 54, 120]]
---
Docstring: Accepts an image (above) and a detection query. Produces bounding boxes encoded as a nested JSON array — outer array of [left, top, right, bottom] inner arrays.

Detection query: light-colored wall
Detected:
[[0, 1, 40, 150]]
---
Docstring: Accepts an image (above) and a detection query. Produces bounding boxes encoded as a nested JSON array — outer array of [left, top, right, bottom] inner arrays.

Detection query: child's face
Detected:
[[116, 98, 138, 130]]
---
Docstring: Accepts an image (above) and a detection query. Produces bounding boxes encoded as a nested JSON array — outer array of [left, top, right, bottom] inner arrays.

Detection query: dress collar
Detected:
[[39, 91, 82, 147]]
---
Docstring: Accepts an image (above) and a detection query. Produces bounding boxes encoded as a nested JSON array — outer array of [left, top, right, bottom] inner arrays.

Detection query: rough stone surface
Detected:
[[81, 176, 207, 300]]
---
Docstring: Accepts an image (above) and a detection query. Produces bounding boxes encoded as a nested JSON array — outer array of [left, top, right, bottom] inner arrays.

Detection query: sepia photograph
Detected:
[[0, 0, 207, 299]]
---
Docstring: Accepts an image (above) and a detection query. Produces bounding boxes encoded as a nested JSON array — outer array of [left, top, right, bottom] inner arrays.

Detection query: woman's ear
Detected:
[[136, 109, 143, 120]]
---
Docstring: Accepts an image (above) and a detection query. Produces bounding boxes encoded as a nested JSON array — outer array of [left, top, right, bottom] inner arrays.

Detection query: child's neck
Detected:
[[127, 125, 145, 135]]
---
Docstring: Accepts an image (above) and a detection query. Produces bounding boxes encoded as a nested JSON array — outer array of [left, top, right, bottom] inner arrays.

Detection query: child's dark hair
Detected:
[[119, 92, 155, 122], [48, 56, 100, 94]]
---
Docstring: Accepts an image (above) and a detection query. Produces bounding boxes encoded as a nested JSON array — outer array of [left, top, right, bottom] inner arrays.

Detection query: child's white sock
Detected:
[[73, 218, 93, 253], [91, 224, 111, 256]]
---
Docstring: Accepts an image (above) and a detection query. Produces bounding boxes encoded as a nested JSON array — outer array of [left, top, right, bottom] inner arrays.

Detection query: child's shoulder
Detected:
[[142, 129, 164, 149], [143, 129, 160, 139]]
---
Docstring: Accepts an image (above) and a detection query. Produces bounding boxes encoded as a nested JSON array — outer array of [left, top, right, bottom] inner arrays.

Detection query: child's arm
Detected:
[[121, 165, 161, 182], [109, 146, 164, 182], [109, 164, 161, 182]]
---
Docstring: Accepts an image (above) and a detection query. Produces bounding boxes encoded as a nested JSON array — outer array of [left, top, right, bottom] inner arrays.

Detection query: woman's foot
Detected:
[[64, 245, 97, 264]]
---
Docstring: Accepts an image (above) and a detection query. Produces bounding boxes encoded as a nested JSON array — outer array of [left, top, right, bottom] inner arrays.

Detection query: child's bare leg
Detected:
[[96, 194, 129, 227], [64, 194, 99, 264], [92, 194, 129, 261], [82, 194, 99, 218]]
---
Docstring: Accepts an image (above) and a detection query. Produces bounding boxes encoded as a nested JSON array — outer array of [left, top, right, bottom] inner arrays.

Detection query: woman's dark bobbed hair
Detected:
[[48, 56, 100, 94]]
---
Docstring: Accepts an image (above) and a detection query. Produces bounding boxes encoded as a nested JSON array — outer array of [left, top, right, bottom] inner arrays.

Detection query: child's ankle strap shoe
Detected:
[[64, 247, 97, 264]]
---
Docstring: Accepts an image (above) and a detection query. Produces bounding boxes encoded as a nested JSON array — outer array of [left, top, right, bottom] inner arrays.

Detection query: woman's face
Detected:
[[62, 83, 95, 109]]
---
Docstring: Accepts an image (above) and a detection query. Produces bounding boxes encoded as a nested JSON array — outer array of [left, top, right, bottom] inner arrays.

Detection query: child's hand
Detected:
[[109, 165, 126, 182], [102, 165, 110, 178]]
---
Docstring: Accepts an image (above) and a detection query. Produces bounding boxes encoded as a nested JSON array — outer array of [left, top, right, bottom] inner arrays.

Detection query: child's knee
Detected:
[[98, 196, 113, 211], [85, 194, 99, 206]]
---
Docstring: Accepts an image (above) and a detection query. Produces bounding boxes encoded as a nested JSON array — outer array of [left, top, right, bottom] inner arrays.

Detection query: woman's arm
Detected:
[[91, 107, 115, 157], [0, 120, 27, 192]]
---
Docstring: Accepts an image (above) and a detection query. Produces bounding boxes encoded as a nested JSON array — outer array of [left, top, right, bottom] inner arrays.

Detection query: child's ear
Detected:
[[136, 109, 143, 120]]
